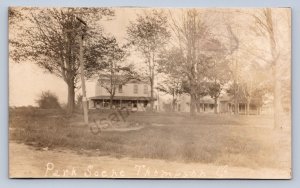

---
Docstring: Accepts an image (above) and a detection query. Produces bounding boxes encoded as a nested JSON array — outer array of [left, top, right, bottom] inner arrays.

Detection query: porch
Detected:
[[89, 96, 153, 111]]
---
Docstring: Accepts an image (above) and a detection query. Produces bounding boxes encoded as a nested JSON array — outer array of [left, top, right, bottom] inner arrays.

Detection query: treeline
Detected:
[[9, 8, 291, 128]]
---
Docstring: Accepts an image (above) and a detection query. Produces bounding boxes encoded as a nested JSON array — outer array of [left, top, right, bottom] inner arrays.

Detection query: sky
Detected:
[[8, 7, 291, 107]]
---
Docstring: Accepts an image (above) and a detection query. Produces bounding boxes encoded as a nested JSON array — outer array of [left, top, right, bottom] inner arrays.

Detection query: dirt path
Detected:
[[9, 142, 290, 179]]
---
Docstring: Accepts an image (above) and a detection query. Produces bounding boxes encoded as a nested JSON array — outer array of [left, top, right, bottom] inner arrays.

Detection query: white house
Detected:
[[175, 94, 265, 115], [89, 78, 155, 111]]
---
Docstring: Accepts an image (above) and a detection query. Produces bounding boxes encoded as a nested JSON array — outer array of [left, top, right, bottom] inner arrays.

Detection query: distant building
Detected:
[[176, 95, 217, 113], [218, 95, 264, 115], [89, 78, 154, 111], [174, 94, 267, 115]]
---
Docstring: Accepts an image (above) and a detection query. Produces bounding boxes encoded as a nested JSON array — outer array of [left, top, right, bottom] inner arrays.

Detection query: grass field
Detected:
[[9, 107, 291, 170]]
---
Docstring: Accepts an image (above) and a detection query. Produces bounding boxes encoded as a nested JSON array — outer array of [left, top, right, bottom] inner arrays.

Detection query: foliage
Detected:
[[85, 36, 135, 108], [36, 91, 61, 109], [207, 59, 231, 101], [156, 77, 183, 98], [127, 10, 171, 110], [9, 7, 114, 113], [226, 81, 268, 108], [156, 76, 183, 111], [85, 36, 127, 78], [127, 10, 170, 56], [166, 10, 230, 115]]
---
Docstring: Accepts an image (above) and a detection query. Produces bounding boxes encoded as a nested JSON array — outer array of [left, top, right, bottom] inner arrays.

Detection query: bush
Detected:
[[36, 91, 61, 109]]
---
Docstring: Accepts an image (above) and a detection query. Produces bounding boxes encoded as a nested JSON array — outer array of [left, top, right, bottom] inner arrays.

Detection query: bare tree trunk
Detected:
[[109, 96, 113, 109], [214, 97, 218, 114], [246, 102, 250, 115], [172, 94, 176, 112], [196, 102, 200, 113], [234, 98, 239, 115], [109, 90, 115, 109], [269, 27, 283, 128], [150, 77, 154, 111], [149, 52, 155, 112], [234, 60, 239, 115], [67, 81, 75, 114], [79, 33, 88, 124], [273, 65, 282, 128], [190, 94, 196, 116], [264, 9, 283, 129]]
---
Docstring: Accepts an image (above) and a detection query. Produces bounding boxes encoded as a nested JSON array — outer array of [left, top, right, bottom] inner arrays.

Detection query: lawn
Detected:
[[9, 107, 290, 170]]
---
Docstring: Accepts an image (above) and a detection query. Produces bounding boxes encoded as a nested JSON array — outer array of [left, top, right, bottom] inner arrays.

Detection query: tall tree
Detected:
[[169, 10, 203, 115], [225, 25, 240, 115], [169, 9, 223, 115], [156, 76, 183, 112], [85, 36, 134, 109], [127, 10, 171, 111], [249, 8, 291, 128], [9, 7, 114, 113], [207, 58, 231, 114], [157, 48, 185, 112]]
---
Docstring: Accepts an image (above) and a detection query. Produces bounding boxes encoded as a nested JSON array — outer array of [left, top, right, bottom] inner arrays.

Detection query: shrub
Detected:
[[36, 91, 61, 109]]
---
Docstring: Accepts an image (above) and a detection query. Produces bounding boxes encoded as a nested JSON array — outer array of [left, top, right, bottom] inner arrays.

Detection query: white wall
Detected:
[[94, 82, 151, 98]]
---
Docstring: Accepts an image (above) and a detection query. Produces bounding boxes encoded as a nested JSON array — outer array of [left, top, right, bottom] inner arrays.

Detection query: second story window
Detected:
[[143, 84, 148, 94], [133, 84, 138, 94], [118, 85, 123, 93]]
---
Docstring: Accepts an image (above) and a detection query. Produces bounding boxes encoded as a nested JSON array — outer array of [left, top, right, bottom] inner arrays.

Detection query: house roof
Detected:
[[89, 96, 156, 101], [199, 96, 214, 103], [219, 95, 263, 105], [219, 95, 233, 102], [98, 74, 150, 85]]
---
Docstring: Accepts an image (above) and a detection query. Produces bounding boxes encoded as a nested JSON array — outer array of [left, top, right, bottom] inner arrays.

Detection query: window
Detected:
[[118, 85, 123, 93], [143, 84, 148, 94], [133, 84, 138, 94]]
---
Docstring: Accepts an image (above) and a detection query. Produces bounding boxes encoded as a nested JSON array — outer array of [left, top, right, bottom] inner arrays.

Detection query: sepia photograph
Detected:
[[8, 7, 291, 179]]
